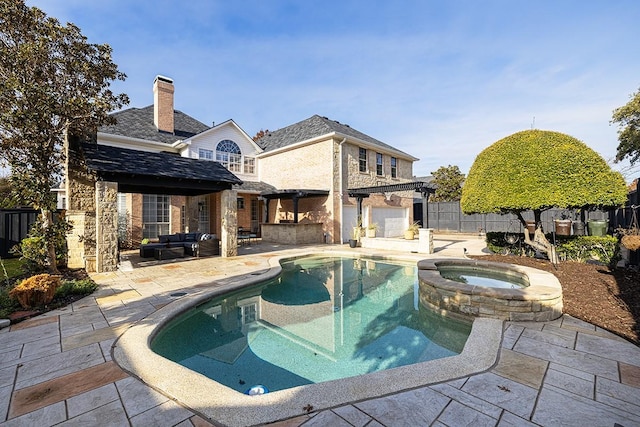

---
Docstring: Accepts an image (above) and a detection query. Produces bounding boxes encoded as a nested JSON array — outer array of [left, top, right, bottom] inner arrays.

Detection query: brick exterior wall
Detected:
[[153, 76, 174, 133]]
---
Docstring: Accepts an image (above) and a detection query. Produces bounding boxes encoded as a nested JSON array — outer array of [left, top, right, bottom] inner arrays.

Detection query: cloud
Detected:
[[24, 0, 640, 180]]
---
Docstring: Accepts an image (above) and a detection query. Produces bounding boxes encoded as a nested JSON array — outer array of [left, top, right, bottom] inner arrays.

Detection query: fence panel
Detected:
[[423, 201, 615, 234], [0, 209, 39, 258]]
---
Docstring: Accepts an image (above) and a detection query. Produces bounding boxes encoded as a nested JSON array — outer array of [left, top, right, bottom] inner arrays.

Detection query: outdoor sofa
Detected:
[[139, 233, 220, 258]]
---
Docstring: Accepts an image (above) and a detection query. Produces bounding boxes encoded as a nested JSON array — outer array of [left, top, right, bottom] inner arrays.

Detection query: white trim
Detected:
[[186, 119, 264, 154], [257, 132, 418, 162], [97, 132, 182, 153]]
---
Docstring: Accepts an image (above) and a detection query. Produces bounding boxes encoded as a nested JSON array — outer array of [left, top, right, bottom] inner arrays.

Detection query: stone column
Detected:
[[65, 139, 97, 270], [184, 196, 199, 232], [220, 189, 238, 257], [418, 228, 434, 254], [95, 181, 119, 272]]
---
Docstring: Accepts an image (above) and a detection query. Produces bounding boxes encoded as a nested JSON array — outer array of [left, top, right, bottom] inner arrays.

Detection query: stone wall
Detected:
[[95, 181, 119, 272], [65, 140, 97, 270], [417, 259, 563, 322], [220, 189, 238, 257]]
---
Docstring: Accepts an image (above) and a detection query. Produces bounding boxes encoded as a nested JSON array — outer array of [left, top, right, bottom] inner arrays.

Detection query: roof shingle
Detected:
[[98, 105, 210, 144], [256, 114, 413, 158]]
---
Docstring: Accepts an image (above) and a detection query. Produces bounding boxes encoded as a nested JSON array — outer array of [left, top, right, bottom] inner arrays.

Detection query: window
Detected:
[[391, 157, 397, 178], [199, 148, 214, 160], [198, 196, 209, 232], [359, 147, 367, 172], [241, 304, 257, 324], [376, 153, 383, 176], [244, 156, 255, 174], [142, 194, 170, 239], [237, 197, 245, 210], [216, 140, 242, 172]]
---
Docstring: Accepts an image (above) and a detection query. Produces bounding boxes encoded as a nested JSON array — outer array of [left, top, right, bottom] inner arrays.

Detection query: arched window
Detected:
[[216, 139, 242, 172]]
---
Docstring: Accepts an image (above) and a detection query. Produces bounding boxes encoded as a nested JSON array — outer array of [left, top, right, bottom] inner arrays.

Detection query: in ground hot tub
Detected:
[[417, 258, 563, 321]]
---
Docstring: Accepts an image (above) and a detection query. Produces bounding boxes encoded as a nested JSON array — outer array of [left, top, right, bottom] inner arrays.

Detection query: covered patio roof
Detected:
[[259, 189, 330, 224], [259, 189, 330, 200], [80, 143, 243, 196]]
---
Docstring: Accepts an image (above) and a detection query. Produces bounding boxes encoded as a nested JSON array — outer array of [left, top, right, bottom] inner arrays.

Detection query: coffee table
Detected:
[[154, 246, 184, 260]]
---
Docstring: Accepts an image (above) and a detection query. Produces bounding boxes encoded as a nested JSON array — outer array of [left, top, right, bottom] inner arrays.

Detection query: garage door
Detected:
[[371, 207, 408, 238]]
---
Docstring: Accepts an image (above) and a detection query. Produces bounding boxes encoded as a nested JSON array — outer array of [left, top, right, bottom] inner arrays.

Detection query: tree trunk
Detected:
[[42, 208, 59, 274], [516, 210, 558, 264]]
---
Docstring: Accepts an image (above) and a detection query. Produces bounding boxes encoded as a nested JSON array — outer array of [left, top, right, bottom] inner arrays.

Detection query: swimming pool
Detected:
[[113, 250, 503, 426], [151, 255, 472, 393]]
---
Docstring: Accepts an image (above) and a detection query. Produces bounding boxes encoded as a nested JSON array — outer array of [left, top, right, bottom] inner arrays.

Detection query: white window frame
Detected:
[[142, 194, 170, 239]]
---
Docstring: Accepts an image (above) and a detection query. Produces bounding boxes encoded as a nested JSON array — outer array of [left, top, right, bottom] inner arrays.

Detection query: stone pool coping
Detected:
[[417, 258, 563, 322], [112, 251, 503, 427]]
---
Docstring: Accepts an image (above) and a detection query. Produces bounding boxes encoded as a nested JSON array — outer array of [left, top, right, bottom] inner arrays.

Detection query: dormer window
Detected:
[[216, 140, 242, 172]]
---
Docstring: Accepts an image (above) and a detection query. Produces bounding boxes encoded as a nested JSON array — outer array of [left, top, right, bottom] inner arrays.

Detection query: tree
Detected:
[[430, 165, 464, 202], [612, 87, 640, 165], [0, 176, 20, 208], [461, 130, 628, 261], [0, 0, 128, 272], [252, 129, 270, 142]]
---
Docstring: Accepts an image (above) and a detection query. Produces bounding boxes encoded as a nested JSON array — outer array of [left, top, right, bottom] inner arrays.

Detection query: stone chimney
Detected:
[[153, 75, 174, 133]]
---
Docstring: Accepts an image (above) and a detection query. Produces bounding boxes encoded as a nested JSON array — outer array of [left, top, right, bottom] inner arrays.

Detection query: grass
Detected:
[[0, 257, 25, 283]]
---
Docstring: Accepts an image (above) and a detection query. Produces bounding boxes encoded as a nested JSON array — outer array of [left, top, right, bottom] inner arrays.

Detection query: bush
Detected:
[[485, 232, 620, 267], [0, 285, 20, 317], [9, 273, 61, 309], [12, 216, 72, 273], [55, 279, 98, 297], [555, 235, 620, 267]]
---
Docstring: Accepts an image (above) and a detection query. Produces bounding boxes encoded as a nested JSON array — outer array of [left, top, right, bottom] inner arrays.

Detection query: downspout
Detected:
[[338, 137, 347, 244]]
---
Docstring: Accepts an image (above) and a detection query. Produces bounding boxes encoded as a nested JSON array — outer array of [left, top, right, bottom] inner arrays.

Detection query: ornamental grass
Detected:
[[9, 273, 61, 309]]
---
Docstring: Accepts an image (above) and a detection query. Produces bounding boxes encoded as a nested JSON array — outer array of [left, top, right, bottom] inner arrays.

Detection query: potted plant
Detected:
[[404, 221, 420, 240], [554, 213, 572, 236], [366, 223, 378, 238], [348, 227, 359, 248]]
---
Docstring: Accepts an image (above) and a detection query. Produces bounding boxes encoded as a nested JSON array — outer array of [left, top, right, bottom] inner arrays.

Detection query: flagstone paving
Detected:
[[0, 238, 639, 426]]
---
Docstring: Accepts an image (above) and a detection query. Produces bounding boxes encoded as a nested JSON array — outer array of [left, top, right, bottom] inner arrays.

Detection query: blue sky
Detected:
[[27, 0, 640, 179]]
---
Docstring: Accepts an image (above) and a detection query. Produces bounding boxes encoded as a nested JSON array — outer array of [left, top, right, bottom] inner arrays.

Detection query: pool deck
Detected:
[[1, 234, 639, 426]]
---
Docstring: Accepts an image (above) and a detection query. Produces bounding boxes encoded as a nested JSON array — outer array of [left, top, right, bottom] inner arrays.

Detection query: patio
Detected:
[[1, 236, 639, 426]]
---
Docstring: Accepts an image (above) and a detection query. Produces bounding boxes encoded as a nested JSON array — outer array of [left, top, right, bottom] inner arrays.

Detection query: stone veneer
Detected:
[[417, 258, 563, 322], [95, 181, 119, 272]]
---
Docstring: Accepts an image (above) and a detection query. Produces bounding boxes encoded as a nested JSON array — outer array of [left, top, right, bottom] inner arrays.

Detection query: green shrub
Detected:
[[12, 216, 72, 273], [486, 232, 620, 267], [555, 235, 620, 267], [0, 285, 20, 317], [55, 279, 98, 297]]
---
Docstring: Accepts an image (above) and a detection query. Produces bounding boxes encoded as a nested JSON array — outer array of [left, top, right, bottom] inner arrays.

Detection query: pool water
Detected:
[[152, 256, 472, 393], [439, 266, 528, 289]]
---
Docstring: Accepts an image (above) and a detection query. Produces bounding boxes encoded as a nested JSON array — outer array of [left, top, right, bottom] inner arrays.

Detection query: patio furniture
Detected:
[[154, 246, 184, 260], [139, 233, 219, 258]]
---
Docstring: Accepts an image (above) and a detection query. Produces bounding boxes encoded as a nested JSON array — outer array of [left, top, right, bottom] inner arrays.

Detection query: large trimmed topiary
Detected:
[[461, 130, 628, 261]]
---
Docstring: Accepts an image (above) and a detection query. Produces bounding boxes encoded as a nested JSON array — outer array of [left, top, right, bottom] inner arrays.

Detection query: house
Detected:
[[64, 75, 420, 272]]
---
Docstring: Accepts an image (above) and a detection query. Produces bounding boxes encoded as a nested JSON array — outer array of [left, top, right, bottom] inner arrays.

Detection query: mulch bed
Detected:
[[472, 254, 640, 346]]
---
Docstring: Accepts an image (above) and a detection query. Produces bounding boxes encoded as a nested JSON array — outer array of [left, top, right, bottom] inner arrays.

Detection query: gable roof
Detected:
[[80, 143, 242, 196], [98, 105, 210, 145], [186, 119, 264, 154], [256, 114, 416, 159]]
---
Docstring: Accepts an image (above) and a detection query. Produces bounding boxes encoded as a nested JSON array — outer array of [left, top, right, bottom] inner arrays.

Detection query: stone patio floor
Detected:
[[1, 235, 639, 427]]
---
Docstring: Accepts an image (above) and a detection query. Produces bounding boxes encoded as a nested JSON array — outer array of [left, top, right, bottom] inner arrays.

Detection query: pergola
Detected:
[[259, 189, 330, 224], [348, 181, 436, 227]]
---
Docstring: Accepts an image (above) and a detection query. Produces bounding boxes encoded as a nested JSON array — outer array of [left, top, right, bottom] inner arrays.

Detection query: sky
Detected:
[[25, 0, 640, 179]]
